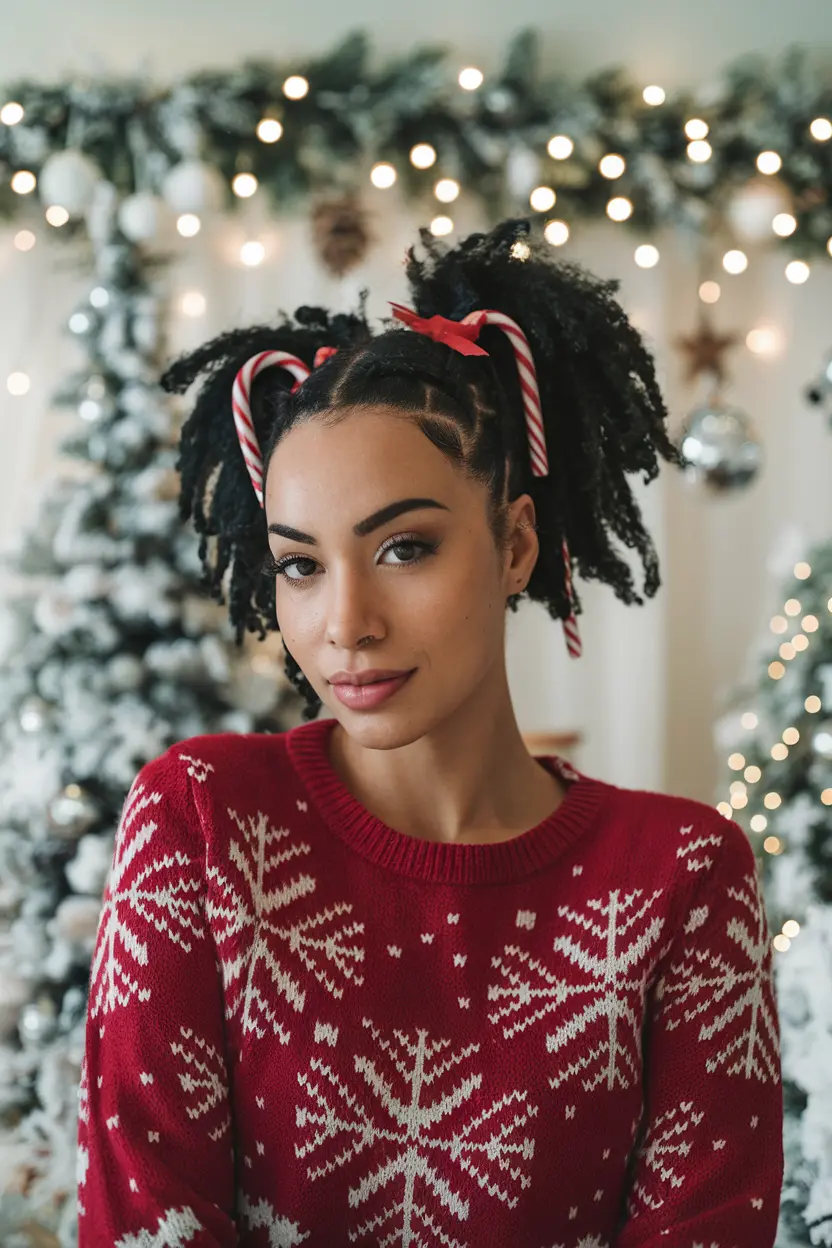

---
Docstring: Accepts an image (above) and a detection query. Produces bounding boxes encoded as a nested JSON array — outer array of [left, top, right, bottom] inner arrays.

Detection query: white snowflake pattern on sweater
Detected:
[[656, 870, 779, 1081], [88, 777, 205, 1022], [294, 1013, 538, 1245], [204, 802, 365, 1044], [489, 889, 664, 1092]]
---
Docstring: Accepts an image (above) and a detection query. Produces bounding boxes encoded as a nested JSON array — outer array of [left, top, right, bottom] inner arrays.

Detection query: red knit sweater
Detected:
[[77, 716, 783, 1247]]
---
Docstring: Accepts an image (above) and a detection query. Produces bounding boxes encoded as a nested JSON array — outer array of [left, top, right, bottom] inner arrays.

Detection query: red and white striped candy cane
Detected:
[[461, 309, 582, 659], [231, 351, 310, 508]]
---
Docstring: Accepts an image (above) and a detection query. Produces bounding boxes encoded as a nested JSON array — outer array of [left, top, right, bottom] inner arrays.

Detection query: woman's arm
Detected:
[[77, 750, 238, 1245], [616, 817, 783, 1247]]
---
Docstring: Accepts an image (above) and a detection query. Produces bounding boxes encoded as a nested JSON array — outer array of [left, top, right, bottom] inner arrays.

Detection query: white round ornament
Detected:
[[118, 191, 173, 243], [162, 159, 225, 213], [39, 149, 101, 217]]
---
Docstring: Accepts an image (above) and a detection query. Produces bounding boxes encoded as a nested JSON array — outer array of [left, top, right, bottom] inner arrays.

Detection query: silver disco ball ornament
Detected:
[[18, 695, 55, 733], [680, 402, 763, 493], [19, 994, 59, 1046], [48, 784, 100, 840]]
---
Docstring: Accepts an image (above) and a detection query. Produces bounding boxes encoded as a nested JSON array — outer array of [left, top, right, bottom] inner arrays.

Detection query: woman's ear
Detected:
[[503, 494, 539, 594]]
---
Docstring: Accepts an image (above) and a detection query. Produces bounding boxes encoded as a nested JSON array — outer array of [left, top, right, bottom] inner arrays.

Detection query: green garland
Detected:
[[0, 30, 831, 255]]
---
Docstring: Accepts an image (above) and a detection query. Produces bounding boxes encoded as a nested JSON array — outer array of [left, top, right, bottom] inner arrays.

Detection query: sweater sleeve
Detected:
[[615, 815, 783, 1248], [77, 749, 238, 1246]]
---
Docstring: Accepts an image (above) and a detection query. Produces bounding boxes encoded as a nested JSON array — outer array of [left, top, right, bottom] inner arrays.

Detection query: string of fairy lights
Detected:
[[717, 558, 832, 953], [2, 63, 831, 346]]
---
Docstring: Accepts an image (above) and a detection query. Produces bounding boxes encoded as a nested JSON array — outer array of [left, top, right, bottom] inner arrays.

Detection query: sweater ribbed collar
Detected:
[[284, 717, 607, 886]]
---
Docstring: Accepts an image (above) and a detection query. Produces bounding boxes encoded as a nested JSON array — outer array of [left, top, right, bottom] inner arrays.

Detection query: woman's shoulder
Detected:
[[588, 771, 755, 876], [130, 729, 293, 807]]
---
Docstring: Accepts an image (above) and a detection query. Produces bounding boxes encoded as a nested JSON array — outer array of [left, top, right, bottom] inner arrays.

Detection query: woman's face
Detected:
[[264, 405, 538, 749]]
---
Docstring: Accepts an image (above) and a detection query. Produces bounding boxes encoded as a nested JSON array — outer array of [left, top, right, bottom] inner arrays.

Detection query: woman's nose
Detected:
[[324, 567, 385, 650]]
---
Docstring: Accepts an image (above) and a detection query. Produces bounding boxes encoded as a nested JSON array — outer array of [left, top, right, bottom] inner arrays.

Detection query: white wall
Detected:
[[0, 0, 829, 88], [1, 2, 830, 804]]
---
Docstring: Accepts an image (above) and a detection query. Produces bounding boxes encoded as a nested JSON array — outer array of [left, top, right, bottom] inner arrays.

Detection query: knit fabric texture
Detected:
[[77, 716, 783, 1247]]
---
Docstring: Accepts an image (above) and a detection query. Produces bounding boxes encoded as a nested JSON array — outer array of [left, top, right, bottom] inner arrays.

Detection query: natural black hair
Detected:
[[161, 217, 682, 722]]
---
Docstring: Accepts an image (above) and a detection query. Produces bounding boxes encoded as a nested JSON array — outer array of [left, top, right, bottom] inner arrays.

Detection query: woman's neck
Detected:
[[327, 674, 565, 846]]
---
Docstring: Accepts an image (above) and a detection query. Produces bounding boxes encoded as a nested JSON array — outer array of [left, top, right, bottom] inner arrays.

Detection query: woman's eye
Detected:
[[264, 536, 438, 585], [276, 556, 318, 582], [382, 541, 422, 565]]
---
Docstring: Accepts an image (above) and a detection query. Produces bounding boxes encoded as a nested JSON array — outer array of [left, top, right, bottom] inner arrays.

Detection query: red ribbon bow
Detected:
[[390, 303, 489, 357]]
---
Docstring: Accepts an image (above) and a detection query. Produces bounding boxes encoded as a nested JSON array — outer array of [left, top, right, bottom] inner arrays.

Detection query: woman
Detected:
[[77, 219, 783, 1246]]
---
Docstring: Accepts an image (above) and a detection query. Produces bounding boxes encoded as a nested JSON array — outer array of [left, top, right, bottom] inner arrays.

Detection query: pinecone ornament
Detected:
[[311, 196, 372, 277]]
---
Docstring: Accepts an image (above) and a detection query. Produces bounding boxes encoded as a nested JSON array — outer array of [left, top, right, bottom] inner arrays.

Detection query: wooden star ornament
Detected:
[[675, 316, 740, 385]]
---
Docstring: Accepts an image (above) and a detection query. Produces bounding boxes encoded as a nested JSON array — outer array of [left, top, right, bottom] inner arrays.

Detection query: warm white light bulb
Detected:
[[785, 260, 810, 284], [177, 213, 201, 238], [687, 140, 712, 163], [723, 249, 748, 274], [11, 170, 36, 195], [606, 196, 633, 222], [240, 241, 265, 267], [434, 178, 460, 203], [510, 241, 531, 261], [772, 213, 797, 237], [634, 244, 659, 268], [45, 205, 69, 227], [757, 150, 782, 175], [370, 163, 397, 189], [809, 117, 832, 141], [410, 143, 437, 169], [430, 215, 454, 237], [543, 219, 569, 246], [547, 134, 574, 159], [232, 173, 258, 199], [642, 85, 666, 106], [699, 280, 721, 303], [257, 118, 283, 143], [458, 67, 484, 91], [0, 101, 24, 125], [530, 186, 556, 212], [746, 327, 781, 356], [7, 372, 30, 395], [685, 118, 709, 140], [283, 75, 309, 100], [599, 154, 626, 179], [13, 229, 35, 251]]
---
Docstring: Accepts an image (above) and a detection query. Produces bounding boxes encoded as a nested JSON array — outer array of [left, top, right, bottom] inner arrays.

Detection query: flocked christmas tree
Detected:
[[715, 412, 832, 1246], [0, 185, 299, 1246]]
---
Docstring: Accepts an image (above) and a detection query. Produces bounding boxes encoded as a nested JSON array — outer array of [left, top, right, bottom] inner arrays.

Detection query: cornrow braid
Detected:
[[162, 219, 681, 722]]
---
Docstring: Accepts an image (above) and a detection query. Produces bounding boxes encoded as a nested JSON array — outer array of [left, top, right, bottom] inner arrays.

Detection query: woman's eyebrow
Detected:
[[267, 498, 450, 546]]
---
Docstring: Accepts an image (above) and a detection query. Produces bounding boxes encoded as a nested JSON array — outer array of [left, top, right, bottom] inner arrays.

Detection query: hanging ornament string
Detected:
[[391, 302, 582, 658]]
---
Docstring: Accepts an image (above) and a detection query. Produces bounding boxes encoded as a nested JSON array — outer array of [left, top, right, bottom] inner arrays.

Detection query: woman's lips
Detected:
[[330, 671, 415, 709]]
